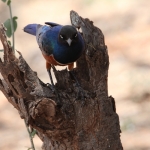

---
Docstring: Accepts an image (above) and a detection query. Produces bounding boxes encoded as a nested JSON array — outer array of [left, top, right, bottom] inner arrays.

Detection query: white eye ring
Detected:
[[75, 34, 77, 37], [60, 35, 63, 39]]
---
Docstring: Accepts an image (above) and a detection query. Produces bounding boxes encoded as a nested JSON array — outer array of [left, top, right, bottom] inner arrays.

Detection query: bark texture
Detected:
[[0, 11, 123, 150]]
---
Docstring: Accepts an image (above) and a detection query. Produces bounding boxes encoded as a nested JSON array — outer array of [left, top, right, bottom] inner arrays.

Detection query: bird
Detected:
[[23, 22, 85, 101]]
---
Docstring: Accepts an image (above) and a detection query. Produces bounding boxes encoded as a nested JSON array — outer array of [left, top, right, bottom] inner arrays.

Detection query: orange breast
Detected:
[[42, 53, 74, 70], [42, 53, 64, 66]]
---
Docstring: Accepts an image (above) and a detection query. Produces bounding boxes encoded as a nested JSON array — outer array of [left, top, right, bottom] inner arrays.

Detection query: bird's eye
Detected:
[[74, 34, 77, 38], [60, 35, 63, 39]]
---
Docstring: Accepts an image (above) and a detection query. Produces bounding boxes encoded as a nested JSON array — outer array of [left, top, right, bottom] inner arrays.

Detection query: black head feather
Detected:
[[59, 25, 78, 46]]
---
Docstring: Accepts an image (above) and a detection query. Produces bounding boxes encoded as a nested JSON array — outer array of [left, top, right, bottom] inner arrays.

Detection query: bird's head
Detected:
[[58, 25, 78, 46]]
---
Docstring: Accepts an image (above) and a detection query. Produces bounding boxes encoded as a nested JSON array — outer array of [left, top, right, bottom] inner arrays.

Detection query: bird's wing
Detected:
[[24, 22, 61, 36], [45, 22, 61, 27], [36, 25, 54, 56], [24, 23, 63, 57]]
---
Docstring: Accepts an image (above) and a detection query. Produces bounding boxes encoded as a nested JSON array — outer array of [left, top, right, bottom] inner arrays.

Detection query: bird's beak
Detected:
[[66, 38, 72, 46]]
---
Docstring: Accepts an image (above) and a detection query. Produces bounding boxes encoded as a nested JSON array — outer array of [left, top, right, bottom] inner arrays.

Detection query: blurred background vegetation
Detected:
[[0, 0, 150, 149]]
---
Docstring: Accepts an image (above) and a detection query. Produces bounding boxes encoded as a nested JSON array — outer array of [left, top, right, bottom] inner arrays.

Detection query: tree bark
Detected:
[[0, 11, 123, 150]]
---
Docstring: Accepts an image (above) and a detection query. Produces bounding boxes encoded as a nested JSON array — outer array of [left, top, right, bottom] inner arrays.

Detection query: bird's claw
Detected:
[[46, 83, 55, 92]]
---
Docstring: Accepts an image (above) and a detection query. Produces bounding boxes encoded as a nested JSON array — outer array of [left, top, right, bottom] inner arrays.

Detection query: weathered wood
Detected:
[[0, 11, 123, 150]]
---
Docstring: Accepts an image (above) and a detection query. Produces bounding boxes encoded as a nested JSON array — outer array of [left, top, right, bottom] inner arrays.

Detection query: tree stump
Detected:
[[0, 11, 123, 150]]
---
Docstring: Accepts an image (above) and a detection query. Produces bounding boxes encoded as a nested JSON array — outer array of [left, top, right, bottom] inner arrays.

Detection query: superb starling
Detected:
[[24, 22, 85, 101]]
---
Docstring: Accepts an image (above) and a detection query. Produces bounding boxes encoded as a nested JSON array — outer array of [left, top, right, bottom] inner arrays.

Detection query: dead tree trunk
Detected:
[[0, 11, 123, 150]]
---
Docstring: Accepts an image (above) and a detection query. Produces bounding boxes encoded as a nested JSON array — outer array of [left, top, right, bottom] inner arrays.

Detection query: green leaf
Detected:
[[31, 129, 36, 138], [3, 16, 18, 38], [2, 0, 7, 2], [0, 49, 4, 52], [13, 16, 18, 20], [7, 0, 11, 5]]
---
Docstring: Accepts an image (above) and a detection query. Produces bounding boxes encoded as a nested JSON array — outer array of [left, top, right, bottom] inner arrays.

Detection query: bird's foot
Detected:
[[47, 69, 62, 105], [46, 83, 55, 92]]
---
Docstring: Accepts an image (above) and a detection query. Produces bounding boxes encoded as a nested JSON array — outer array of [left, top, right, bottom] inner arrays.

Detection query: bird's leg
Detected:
[[47, 69, 55, 91], [46, 62, 61, 104], [46, 62, 55, 91]]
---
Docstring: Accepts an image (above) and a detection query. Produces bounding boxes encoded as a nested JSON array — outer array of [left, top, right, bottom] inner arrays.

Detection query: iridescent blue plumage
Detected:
[[24, 22, 85, 66]]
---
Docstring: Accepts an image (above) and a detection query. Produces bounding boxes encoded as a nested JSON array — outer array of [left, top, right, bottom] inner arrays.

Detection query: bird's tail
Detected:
[[24, 24, 42, 36]]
